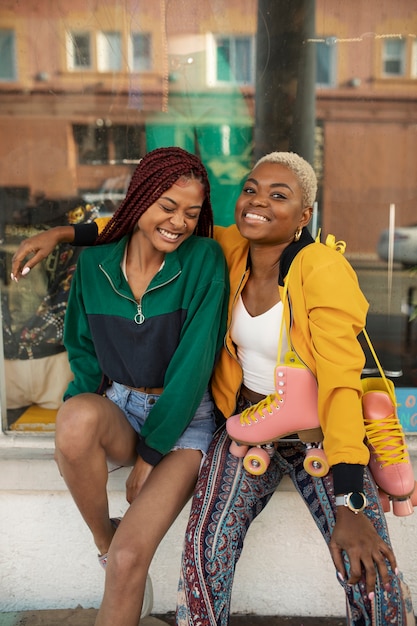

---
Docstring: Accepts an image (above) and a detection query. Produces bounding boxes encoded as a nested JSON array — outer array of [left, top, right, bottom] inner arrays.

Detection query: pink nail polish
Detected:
[[22, 266, 31, 276], [368, 591, 375, 601]]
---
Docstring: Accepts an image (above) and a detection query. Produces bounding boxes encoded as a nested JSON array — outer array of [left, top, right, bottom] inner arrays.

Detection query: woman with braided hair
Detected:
[[93, 149, 214, 245], [20, 147, 229, 626]]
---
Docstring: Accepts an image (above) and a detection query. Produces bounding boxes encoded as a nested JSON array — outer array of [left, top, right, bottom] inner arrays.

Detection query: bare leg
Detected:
[[95, 448, 202, 626], [54, 393, 137, 556]]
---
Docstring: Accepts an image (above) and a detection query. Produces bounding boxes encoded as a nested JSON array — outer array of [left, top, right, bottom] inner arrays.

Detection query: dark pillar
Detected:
[[254, 0, 316, 164]]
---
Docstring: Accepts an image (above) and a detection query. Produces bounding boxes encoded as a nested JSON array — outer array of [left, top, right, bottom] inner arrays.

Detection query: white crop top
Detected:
[[230, 295, 289, 396]]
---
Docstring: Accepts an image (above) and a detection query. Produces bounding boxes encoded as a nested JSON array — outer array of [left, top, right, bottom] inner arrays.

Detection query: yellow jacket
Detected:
[[212, 225, 371, 472]]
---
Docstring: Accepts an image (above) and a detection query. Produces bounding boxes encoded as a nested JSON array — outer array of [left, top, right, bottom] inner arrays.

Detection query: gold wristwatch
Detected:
[[335, 492, 367, 514]]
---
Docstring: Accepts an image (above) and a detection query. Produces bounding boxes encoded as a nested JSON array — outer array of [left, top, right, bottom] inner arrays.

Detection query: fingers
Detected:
[[346, 549, 376, 588], [331, 544, 395, 601], [367, 542, 397, 591], [125, 459, 153, 503], [347, 546, 397, 602], [11, 253, 40, 282], [11, 246, 44, 282], [330, 511, 398, 597], [10, 227, 72, 281], [329, 544, 347, 582]]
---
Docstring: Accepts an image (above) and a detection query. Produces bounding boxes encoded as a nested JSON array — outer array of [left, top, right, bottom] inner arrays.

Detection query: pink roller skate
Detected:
[[226, 357, 329, 477], [362, 377, 417, 517]]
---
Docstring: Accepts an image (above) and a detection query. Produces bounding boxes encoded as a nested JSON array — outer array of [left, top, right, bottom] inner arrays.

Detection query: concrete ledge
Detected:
[[1, 435, 416, 616], [1, 435, 416, 492]]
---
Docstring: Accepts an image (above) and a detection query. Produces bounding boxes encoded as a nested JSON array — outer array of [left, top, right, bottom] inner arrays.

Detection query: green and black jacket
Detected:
[[64, 233, 229, 465]]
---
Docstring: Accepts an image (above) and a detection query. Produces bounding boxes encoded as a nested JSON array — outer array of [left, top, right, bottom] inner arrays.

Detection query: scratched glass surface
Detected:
[[0, 0, 416, 433]]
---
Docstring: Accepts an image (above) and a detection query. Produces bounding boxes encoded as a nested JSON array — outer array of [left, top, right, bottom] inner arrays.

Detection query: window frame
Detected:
[[315, 36, 338, 88], [410, 39, 417, 79], [129, 32, 152, 72], [67, 31, 93, 71], [96, 30, 123, 72], [73, 123, 146, 165], [0, 28, 17, 81], [382, 38, 406, 77], [206, 33, 255, 86], [67, 29, 153, 74]]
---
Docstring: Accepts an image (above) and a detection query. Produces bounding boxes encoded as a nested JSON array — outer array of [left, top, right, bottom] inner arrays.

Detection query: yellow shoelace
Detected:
[[365, 413, 408, 467], [239, 394, 282, 424]]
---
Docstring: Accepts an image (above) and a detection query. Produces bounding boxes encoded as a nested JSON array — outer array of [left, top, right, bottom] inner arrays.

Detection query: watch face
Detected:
[[349, 492, 366, 510]]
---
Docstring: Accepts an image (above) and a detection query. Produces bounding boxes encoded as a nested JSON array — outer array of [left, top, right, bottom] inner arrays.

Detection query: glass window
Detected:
[[67, 32, 92, 70], [383, 39, 406, 76], [1, 1, 417, 440], [0, 29, 16, 81], [316, 37, 337, 87], [131, 33, 152, 71], [73, 124, 146, 165], [73, 124, 109, 164], [112, 125, 146, 162], [214, 35, 254, 84], [97, 31, 122, 72]]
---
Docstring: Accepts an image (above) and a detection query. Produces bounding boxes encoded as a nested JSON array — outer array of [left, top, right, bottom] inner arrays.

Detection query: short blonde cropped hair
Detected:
[[254, 152, 317, 208]]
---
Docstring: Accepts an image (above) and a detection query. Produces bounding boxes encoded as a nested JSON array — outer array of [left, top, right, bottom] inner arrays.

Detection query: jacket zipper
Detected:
[[286, 290, 315, 375], [99, 264, 181, 325]]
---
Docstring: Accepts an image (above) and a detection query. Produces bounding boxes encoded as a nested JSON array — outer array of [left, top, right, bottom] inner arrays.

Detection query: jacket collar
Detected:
[[242, 227, 315, 286], [99, 234, 182, 293], [278, 227, 315, 286]]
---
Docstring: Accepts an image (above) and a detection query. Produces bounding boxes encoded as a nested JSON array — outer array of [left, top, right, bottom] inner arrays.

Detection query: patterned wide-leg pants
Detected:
[[177, 423, 415, 626]]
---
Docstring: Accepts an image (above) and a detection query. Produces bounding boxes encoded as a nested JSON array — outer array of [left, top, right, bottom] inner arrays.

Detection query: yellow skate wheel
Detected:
[[303, 448, 329, 478], [229, 440, 249, 458], [243, 447, 270, 475]]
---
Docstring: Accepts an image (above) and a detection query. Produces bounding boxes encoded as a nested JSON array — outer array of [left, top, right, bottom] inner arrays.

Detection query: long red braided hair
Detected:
[[96, 147, 213, 244]]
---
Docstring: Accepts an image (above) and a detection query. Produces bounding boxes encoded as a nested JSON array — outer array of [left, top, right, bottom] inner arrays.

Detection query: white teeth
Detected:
[[245, 212, 268, 222], [158, 228, 180, 240]]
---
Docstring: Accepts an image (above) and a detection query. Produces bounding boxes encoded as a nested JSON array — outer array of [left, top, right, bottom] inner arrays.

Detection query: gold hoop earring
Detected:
[[294, 227, 302, 242]]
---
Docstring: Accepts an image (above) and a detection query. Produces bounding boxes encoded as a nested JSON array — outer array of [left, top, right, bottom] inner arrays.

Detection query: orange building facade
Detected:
[[1, 0, 416, 250]]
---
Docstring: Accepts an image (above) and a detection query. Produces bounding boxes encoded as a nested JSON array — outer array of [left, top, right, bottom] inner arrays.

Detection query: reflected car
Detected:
[[377, 224, 417, 268]]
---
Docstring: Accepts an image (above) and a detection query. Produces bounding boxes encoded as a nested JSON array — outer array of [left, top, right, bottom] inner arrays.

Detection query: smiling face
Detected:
[[235, 161, 312, 246], [136, 177, 204, 253]]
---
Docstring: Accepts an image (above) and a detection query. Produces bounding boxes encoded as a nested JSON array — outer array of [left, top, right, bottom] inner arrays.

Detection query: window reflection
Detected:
[[0, 29, 16, 80], [214, 35, 255, 84], [131, 33, 152, 72], [315, 38, 337, 87], [68, 32, 92, 70], [0, 0, 416, 434], [383, 39, 406, 76]]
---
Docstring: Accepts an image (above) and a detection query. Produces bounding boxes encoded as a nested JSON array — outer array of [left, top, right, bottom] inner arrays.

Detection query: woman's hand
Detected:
[[329, 506, 397, 597], [11, 226, 75, 282], [125, 456, 154, 503]]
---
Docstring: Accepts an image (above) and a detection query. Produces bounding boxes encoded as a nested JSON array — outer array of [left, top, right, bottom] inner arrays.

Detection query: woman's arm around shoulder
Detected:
[[11, 225, 76, 282], [10, 218, 112, 281]]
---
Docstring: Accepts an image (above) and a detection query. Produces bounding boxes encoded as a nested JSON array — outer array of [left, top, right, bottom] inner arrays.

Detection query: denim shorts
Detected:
[[106, 382, 216, 454]]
